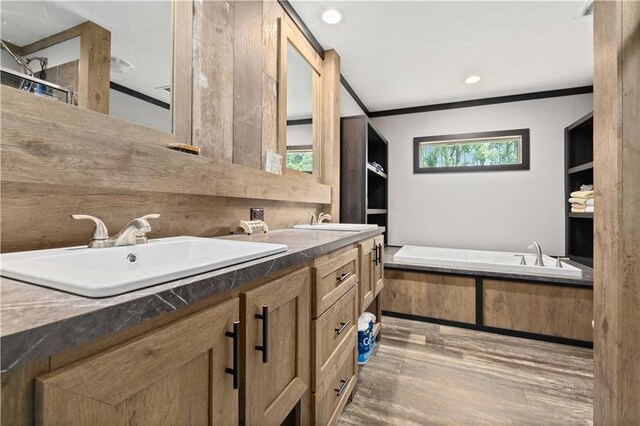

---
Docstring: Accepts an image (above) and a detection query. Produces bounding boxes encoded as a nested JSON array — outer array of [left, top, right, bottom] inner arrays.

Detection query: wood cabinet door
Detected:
[[241, 268, 310, 426], [373, 235, 385, 296], [358, 239, 376, 314], [36, 298, 240, 426]]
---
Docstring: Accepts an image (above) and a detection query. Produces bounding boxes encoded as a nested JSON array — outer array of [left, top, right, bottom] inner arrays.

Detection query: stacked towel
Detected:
[[569, 188, 594, 213]]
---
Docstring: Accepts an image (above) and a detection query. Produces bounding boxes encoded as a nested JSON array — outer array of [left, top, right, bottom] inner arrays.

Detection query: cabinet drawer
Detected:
[[312, 284, 358, 391], [311, 340, 357, 426], [312, 248, 359, 318]]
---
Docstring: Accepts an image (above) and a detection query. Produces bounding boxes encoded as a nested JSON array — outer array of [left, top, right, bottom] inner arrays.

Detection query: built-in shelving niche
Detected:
[[340, 115, 389, 243], [565, 112, 594, 267]]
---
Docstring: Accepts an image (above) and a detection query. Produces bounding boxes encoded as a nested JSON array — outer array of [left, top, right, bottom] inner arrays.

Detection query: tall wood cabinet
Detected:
[[36, 298, 240, 425], [565, 112, 594, 266], [340, 115, 389, 240]]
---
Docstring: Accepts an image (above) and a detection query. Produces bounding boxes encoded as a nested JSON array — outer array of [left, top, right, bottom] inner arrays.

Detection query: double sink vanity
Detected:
[[0, 225, 385, 425]]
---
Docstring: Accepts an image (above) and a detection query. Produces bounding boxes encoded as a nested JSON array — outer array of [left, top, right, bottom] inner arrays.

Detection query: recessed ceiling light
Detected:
[[464, 75, 481, 84], [322, 9, 342, 24]]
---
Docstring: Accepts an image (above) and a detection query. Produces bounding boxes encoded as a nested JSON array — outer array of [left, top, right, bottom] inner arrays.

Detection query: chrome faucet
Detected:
[[318, 213, 332, 224], [71, 214, 160, 248], [527, 241, 544, 266]]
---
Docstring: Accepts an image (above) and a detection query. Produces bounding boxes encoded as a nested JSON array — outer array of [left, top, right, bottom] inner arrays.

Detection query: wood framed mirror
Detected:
[[0, 0, 191, 143], [278, 18, 323, 178]]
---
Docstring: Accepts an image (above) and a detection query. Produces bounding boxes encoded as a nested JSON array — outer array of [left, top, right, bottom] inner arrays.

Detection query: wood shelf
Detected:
[[569, 212, 593, 219], [367, 209, 387, 215], [1, 90, 332, 205], [565, 111, 594, 268], [568, 161, 594, 174], [367, 163, 388, 179]]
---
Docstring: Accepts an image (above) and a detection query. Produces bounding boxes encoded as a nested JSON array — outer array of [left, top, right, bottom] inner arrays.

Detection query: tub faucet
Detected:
[[318, 213, 332, 224], [527, 241, 544, 266]]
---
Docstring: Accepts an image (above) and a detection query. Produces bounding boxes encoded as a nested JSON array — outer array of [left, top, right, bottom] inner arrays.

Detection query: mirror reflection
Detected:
[[286, 41, 314, 173], [0, 1, 172, 133]]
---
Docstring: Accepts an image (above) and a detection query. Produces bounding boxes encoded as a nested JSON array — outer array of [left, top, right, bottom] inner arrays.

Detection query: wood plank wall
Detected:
[[0, 0, 333, 253], [192, 0, 289, 169], [593, 1, 640, 423]]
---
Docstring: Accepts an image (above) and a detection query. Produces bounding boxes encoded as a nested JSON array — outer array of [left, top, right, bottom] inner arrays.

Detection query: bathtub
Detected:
[[393, 245, 583, 279]]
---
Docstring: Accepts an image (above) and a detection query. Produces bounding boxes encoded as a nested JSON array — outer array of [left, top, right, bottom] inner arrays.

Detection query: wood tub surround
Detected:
[[482, 280, 593, 342], [0, 228, 385, 425], [384, 270, 476, 324], [383, 249, 594, 347]]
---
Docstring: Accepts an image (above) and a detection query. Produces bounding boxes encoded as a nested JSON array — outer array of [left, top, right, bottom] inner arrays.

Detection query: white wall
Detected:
[[109, 89, 172, 133], [286, 124, 312, 147], [286, 82, 366, 147], [372, 93, 593, 255]]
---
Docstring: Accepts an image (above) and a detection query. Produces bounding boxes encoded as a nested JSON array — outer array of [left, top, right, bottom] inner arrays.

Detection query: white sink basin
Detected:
[[0, 237, 288, 298], [293, 223, 378, 232]]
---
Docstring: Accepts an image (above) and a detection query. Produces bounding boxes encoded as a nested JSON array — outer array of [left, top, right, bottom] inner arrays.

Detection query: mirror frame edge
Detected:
[[278, 17, 324, 180], [172, 0, 193, 146]]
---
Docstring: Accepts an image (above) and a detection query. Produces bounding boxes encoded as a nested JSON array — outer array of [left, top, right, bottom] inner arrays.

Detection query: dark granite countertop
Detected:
[[0, 228, 384, 372], [384, 246, 593, 287]]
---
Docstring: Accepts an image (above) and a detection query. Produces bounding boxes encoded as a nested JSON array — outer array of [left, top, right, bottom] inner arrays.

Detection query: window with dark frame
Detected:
[[413, 129, 530, 173]]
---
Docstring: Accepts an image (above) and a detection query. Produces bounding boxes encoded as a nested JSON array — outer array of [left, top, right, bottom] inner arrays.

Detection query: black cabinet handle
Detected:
[[337, 272, 352, 282], [335, 377, 351, 397], [255, 305, 269, 363], [372, 244, 381, 265], [335, 321, 350, 335], [225, 321, 240, 390]]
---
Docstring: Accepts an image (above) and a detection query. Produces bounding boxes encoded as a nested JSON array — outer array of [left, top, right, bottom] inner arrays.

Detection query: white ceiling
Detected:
[[1, 1, 172, 102], [290, 1, 593, 111]]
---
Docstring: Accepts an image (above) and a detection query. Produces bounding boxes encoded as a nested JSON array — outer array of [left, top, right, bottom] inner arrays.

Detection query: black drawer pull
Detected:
[[335, 321, 350, 335], [337, 272, 352, 282], [225, 321, 240, 389], [335, 377, 351, 397], [255, 305, 269, 363]]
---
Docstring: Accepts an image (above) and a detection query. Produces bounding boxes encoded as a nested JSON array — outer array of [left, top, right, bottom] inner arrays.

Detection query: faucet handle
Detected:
[[555, 257, 570, 268], [135, 215, 159, 243], [319, 213, 332, 223], [309, 212, 317, 225], [513, 254, 527, 266], [71, 214, 109, 241]]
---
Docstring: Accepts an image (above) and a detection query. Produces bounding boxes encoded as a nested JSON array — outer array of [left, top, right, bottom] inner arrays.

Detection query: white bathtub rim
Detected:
[[393, 245, 583, 279]]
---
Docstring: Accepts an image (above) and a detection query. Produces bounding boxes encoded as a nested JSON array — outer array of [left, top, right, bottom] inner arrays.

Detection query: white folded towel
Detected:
[[586, 206, 594, 213], [571, 190, 594, 199], [586, 199, 594, 206], [569, 198, 589, 205]]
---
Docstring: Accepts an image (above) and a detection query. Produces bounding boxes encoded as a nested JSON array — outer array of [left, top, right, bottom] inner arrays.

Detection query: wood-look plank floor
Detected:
[[339, 316, 593, 425]]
